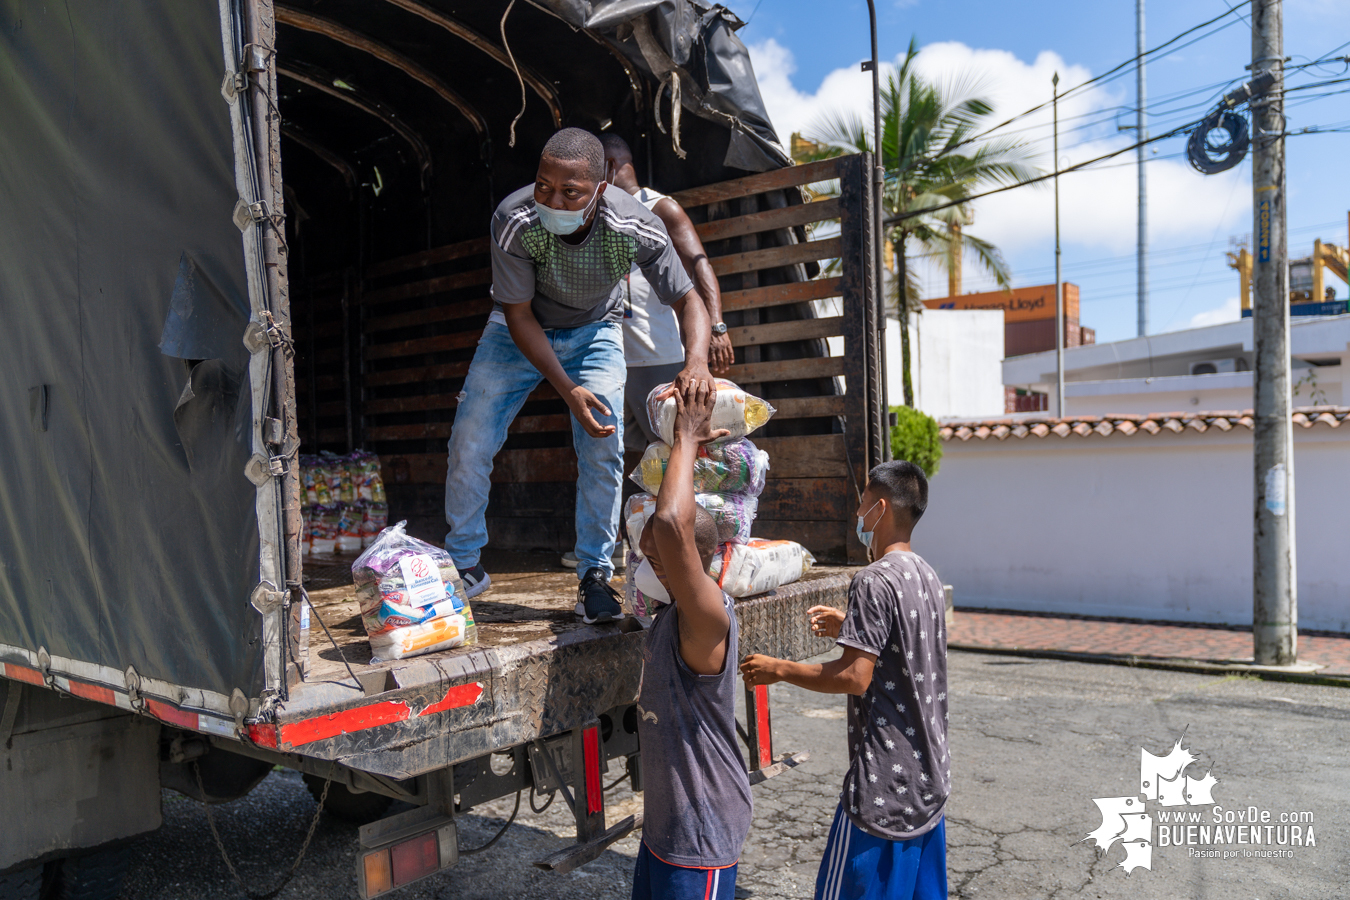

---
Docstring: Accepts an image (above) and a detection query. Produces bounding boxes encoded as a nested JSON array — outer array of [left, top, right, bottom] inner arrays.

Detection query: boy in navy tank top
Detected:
[[741, 462, 948, 900], [632, 380, 753, 900]]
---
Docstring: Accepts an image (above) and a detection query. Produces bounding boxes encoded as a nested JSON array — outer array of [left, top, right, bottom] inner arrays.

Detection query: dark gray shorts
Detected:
[[624, 361, 684, 451]]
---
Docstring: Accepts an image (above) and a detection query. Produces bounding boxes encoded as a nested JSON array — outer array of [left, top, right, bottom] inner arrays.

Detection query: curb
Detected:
[[949, 643, 1350, 689]]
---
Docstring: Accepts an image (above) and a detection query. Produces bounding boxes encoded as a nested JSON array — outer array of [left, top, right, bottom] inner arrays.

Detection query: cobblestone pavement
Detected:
[[123, 650, 1350, 900], [949, 609, 1350, 677]]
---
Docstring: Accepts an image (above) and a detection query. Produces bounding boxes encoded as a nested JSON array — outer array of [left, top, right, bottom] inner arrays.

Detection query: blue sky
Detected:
[[724, 0, 1350, 341]]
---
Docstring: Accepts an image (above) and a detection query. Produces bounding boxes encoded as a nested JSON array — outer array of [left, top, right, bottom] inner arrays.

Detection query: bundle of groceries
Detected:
[[300, 450, 388, 556], [352, 521, 478, 661], [625, 379, 814, 616]]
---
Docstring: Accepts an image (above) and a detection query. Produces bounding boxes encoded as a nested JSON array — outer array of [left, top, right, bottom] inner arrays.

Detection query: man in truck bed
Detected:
[[443, 127, 713, 622]]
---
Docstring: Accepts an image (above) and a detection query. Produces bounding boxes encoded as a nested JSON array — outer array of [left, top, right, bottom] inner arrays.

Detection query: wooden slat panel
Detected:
[[365, 298, 492, 333], [754, 434, 848, 477], [384, 448, 577, 485], [364, 383, 559, 415], [747, 519, 847, 560], [365, 329, 480, 360], [367, 237, 490, 279], [695, 198, 840, 243], [732, 316, 842, 347], [757, 477, 851, 521], [362, 268, 490, 306], [726, 355, 844, 384], [721, 277, 842, 314], [366, 361, 470, 387], [769, 395, 847, 419], [668, 158, 842, 208], [710, 238, 841, 277], [365, 414, 571, 443]]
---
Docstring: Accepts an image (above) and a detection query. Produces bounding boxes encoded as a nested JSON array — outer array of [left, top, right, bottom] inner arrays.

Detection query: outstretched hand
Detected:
[[739, 654, 785, 688], [807, 605, 845, 639], [672, 379, 730, 446], [565, 384, 616, 438]]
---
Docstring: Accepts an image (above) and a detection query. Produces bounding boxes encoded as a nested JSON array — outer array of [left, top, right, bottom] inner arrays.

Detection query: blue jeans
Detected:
[[444, 320, 625, 579]]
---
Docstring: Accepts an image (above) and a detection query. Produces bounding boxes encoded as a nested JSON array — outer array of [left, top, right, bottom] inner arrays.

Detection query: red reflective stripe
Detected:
[[417, 682, 483, 717], [583, 726, 603, 815], [67, 681, 116, 705], [280, 700, 411, 748], [3, 663, 44, 686], [248, 723, 279, 749], [146, 698, 199, 730], [754, 684, 772, 768]]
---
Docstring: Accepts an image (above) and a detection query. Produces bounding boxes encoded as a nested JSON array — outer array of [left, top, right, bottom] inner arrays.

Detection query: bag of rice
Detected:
[[710, 539, 815, 598], [645, 378, 775, 446], [624, 491, 758, 552], [630, 438, 769, 496], [352, 521, 478, 660]]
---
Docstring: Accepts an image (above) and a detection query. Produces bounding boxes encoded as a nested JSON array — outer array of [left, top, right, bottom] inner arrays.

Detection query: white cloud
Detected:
[[747, 38, 1252, 266], [1187, 296, 1242, 328]]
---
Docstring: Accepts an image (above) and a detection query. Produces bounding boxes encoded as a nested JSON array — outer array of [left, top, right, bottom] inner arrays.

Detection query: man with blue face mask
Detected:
[[740, 462, 950, 900], [444, 128, 713, 622]]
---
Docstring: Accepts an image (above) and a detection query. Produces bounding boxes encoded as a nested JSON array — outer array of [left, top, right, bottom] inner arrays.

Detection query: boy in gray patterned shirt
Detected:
[[740, 461, 948, 900]]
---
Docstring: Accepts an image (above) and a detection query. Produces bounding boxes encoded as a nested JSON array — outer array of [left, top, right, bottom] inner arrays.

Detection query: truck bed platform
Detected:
[[267, 551, 851, 778]]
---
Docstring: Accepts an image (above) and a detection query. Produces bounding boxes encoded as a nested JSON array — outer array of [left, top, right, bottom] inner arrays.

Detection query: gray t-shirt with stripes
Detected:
[[489, 184, 694, 330]]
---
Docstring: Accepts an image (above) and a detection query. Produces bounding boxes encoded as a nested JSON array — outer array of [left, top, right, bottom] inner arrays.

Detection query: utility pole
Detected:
[[1251, 0, 1296, 665], [1136, 0, 1149, 337], [1053, 72, 1065, 417]]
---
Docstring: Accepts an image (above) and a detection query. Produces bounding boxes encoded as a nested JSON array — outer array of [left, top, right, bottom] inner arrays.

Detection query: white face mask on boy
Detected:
[[633, 556, 671, 605]]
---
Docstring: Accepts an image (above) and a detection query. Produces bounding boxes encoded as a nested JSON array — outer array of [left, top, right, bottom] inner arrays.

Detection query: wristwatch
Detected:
[[711, 321, 729, 336]]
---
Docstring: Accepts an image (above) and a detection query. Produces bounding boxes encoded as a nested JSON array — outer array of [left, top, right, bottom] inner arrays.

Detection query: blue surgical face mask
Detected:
[[855, 499, 882, 550], [535, 181, 605, 236]]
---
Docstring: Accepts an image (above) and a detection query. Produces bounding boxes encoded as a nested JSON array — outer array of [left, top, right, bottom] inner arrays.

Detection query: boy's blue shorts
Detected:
[[814, 804, 947, 900], [631, 840, 738, 900]]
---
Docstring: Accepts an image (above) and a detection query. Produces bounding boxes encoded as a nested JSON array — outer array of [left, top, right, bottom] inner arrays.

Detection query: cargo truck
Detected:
[[0, 1, 889, 897]]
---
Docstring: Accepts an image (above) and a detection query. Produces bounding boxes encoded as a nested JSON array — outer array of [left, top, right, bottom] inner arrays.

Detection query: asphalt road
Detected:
[[122, 651, 1350, 899]]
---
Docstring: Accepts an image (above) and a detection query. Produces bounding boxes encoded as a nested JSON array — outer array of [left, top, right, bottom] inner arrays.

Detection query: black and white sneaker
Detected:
[[575, 567, 624, 624], [460, 563, 491, 599]]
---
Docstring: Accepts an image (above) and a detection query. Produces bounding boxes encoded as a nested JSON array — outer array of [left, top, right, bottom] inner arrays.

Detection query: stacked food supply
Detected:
[[625, 378, 814, 615], [352, 521, 478, 661], [299, 450, 388, 556]]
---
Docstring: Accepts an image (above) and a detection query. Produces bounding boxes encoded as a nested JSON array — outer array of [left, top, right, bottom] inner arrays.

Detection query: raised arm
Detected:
[[653, 381, 732, 675], [653, 197, 733, 375], [501, 301, 614, 438]]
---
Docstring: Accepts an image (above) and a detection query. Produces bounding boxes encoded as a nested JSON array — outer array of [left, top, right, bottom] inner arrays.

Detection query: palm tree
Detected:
[[796, 40, 1040, 406]]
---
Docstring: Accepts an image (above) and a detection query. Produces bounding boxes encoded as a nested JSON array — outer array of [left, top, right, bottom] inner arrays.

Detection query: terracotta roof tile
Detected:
[[939, 407, 1350, 441]]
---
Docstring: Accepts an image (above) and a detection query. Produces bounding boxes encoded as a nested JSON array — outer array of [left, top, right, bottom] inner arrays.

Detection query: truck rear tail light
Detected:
[[358, 822, 456, 898]]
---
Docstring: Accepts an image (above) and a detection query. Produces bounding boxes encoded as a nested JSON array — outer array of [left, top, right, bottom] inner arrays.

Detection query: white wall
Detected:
[[916, 426, 1350, 632], [886, 309, 1006, 419]]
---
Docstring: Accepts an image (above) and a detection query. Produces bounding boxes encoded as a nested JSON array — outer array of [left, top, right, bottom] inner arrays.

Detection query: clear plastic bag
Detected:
[[352, 521, 478, 660], [710, 539, 815, 598], [630, 438, 769, 496], [645, 378, 775, 446], [625, 491, 758, 552]]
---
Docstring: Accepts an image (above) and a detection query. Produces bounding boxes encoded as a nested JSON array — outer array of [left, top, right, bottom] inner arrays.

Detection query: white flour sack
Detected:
[[710, 539, 815, 598], [645, 378, 775, 446]]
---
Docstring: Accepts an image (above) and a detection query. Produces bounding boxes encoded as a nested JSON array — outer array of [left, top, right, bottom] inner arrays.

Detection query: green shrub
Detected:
[[889, 406, 942, 477]]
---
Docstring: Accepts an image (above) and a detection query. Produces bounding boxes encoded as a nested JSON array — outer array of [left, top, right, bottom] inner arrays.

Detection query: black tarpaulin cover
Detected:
[[0, 2, 262, 696]]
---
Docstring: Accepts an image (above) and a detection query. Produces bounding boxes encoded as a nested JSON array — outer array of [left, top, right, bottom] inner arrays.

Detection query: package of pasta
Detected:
[[645, 378, 775, 446], [710, 539, 815, 598], [630, 438, 769, 496], [352, 521, 478, 661], [625, 491, 758, 553]]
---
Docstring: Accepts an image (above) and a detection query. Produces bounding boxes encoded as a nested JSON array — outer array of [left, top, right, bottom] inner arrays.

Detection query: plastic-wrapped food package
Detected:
[[645, 378, 775, 446], [710, 539, 815, 598], [310, 505, 340, 555], [301, 456, 321, 505], [352, 450, 381, 502], [336, 504, 363, 553], [361, 501, 388, 548], [625, 491, 758, 552], [630, 438, 769, 496], [352, 521, 478, 661], [312, 460, 334, 506]]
